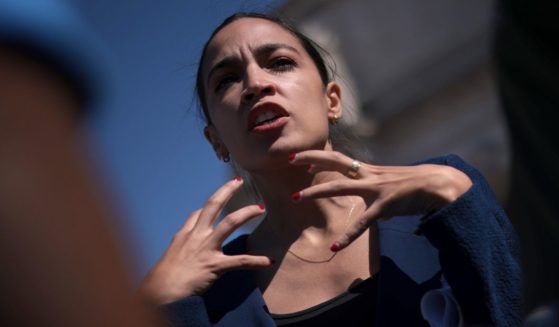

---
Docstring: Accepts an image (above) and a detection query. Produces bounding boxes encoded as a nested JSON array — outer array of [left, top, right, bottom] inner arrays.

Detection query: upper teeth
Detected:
[[254, 111, 279, 125]]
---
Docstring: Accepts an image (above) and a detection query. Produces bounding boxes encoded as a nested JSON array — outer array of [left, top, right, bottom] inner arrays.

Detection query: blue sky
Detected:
[[69, 0, 284, 279]]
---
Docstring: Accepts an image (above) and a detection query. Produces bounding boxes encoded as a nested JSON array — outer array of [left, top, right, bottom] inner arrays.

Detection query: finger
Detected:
[[293, 179, 371, 202], [169, 209, 203, 245], [179, 208, 202, 234], [218, 254, 275, 273], [331, 204, 382, 252], [196, 177, 244, 228], [212, 204, 265, 245], [289, 150, 355, 175]]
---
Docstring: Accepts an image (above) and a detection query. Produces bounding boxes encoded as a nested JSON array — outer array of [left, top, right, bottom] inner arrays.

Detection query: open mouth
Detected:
[[254, 111, 284, 126], [248, 103, 289, 132]]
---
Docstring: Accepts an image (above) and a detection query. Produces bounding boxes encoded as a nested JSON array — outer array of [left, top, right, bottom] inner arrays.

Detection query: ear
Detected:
[[204, 125, 229, 161], [325, 81, 342, 120]]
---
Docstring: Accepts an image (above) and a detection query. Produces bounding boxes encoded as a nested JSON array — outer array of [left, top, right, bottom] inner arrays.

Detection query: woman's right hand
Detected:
[[138, 177, 273, 305]]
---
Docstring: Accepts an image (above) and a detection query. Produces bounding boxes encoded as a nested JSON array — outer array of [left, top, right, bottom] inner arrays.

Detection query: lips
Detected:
[[247, 102, 289, 132]]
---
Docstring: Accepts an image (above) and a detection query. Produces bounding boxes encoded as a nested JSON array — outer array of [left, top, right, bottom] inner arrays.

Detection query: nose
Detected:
[[241, 65, 276, 104]]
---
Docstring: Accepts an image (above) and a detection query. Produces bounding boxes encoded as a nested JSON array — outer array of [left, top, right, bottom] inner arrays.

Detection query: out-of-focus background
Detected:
[[74, 0, 509, 279]]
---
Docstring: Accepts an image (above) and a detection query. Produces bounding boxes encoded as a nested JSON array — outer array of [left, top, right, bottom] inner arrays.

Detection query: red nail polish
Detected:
[[291, 191, 302, 202], [258, 203, 265, 210], [288, 153, 296, 162], [330, 242, 340, 252], [307, 164, 314, 172], [233, 176, 242, 182], [269, 257, 276, 264]]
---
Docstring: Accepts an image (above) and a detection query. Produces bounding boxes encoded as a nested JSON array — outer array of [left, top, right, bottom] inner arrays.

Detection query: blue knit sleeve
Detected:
[[163, 295, 212, 327], [417, 154, 522, 326]]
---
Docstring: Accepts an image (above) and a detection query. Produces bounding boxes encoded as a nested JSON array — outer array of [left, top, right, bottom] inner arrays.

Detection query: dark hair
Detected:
[[195, 12, 333, 125]]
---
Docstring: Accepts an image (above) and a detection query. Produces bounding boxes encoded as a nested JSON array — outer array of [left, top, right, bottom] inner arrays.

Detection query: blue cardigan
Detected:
[[165, 155, 522, 326]]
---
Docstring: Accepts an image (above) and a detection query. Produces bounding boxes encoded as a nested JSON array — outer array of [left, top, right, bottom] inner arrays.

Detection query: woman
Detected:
[[140, 13, 521, 326]]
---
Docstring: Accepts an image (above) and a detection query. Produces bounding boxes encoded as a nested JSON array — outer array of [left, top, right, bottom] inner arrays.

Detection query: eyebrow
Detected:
[[206, 43, 300, 86]]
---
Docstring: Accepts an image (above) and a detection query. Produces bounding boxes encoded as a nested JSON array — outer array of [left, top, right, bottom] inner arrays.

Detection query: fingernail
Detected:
[[258, 203, 265, 210], [330, 242, 340, 252], [291, 191, 302, 202], [269, 257, 276, 264], [288, 153, 297, 162], [307, 164, 314, 173], [233, 176, 243, 182]]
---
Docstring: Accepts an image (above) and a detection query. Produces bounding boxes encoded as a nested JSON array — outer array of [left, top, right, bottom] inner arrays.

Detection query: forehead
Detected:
[[203, 18, 305, 71]]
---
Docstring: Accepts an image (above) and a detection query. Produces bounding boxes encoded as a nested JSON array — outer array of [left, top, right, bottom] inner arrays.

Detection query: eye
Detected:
[[214, 74, 240, 92], [269, 57, 296, 72]]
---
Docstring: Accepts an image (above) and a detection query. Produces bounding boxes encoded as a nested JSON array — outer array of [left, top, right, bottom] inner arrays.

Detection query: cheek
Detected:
[[290, 70, 328, 106], [206, 86, 242, 117], [207, 105, 243, 149], [206, 99, 238, 128], [210, 115, 235, 143], [295, 84, 329, 119]]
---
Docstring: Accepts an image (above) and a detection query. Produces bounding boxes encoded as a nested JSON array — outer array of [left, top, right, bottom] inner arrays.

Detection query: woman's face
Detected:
[[202, 18, 341, 171]]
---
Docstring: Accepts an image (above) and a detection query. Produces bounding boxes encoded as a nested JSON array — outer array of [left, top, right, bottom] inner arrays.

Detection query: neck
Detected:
[[248, 163, 363, 251]]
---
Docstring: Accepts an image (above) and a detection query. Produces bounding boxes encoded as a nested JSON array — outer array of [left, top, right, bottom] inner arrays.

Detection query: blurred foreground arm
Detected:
[[0, 47, 161, 326]]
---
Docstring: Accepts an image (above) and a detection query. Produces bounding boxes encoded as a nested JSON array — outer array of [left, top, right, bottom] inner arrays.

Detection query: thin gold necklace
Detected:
[[283, 197, 357, 264]]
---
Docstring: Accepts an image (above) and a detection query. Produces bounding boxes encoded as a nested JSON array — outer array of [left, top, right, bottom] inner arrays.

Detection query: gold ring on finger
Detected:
[[347, 160, 361, 178]]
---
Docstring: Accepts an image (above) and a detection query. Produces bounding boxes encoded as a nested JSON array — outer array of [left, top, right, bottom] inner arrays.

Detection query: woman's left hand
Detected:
[[289, 150, 472, 251]]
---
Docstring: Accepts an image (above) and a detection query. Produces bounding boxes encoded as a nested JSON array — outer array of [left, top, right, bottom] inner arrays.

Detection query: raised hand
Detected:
[[139, 177, 274, 305], [288, 151, 472, 252]]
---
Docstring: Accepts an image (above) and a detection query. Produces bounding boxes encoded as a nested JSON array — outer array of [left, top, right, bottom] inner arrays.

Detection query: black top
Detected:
[[270, 274, 378, 327]]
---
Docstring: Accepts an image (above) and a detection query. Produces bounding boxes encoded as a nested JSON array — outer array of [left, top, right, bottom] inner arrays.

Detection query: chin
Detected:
[[273, 132, 327, 152]]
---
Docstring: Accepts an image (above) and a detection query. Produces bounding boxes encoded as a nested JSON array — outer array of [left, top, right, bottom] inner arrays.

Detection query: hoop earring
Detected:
[[223, 155, 230, 163], [329, 114, 339, 125]]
